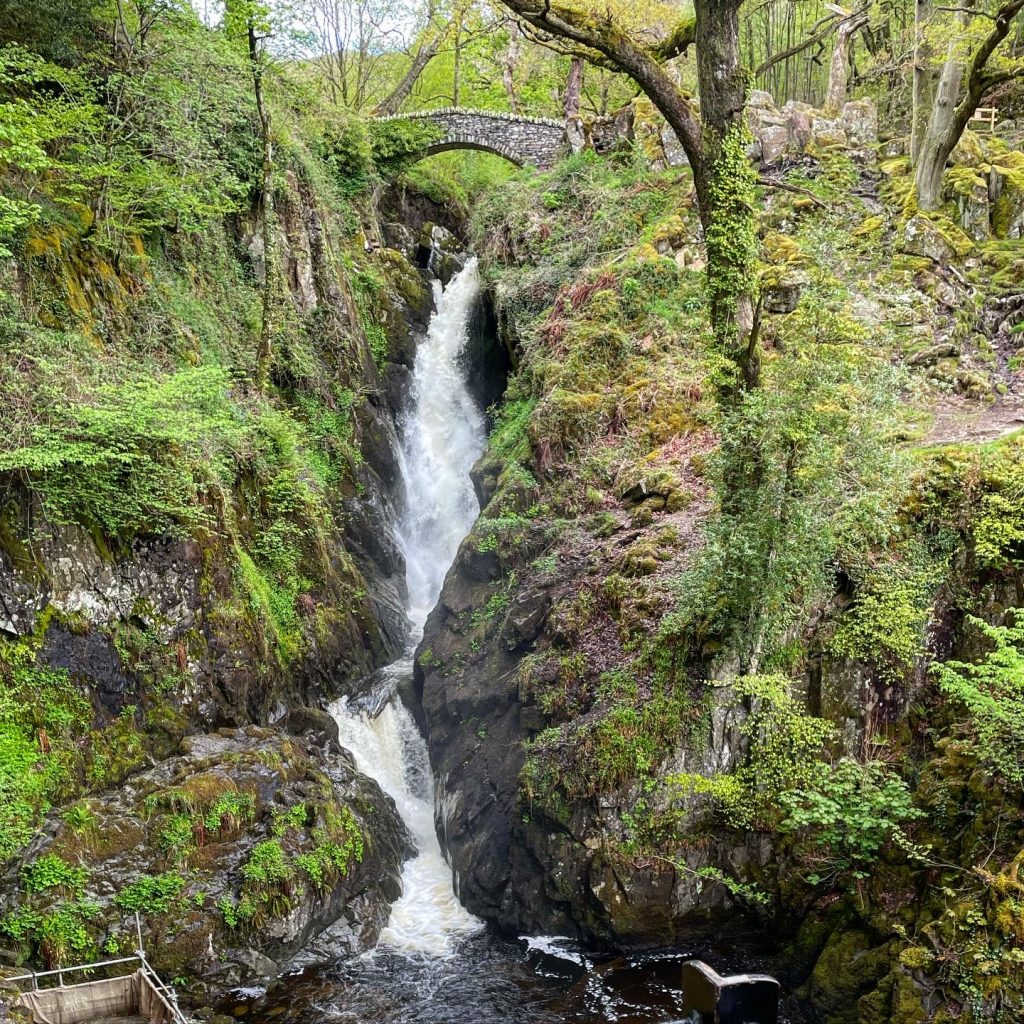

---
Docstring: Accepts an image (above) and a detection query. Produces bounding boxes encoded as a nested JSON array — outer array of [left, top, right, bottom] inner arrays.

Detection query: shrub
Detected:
[[672, 675, 836, 830], [780, 758, 924, 887], [934, 613, 1024, 784]]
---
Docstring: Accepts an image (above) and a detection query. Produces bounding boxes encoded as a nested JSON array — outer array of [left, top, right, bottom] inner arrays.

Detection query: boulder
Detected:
[[783, 100, 815, 150], [762, 273, 809, 314], [660, 125, 689, 167], [0, 729, 411, 1003], [908, 342, 960, 367], [841, 98, 878, 147], [809, 113, 848, 150], [902, 215, 960, 263], [748, 89, 777, 109], [759, 124, 790, 166], [748, 97, 791, 166], [382, 221, 416, 259]]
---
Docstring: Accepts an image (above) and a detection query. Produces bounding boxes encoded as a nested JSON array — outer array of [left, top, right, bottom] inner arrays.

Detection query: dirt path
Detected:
[[921, 397, 1024, 447]]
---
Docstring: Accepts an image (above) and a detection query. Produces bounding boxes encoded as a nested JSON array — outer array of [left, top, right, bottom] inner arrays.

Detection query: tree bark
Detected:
[[914, 0, 1024, 210], [914, 24, 965, 209], [823, 10, 868, 113], [910, 0, 928, 163], [249, 19, 275, 389], [564, 57, 584, 152]]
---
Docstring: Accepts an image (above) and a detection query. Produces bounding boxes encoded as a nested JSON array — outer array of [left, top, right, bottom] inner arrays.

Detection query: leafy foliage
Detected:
[[672, 675, 836, 830], [0, 367, 246, 538], [114, 872, 186, 915], [934, 613, 1024, 785], [780, 758, 925, 886]]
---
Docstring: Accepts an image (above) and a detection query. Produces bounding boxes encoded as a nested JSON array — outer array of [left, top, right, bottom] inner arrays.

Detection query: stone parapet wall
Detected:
[[373, 109, 568, 168]]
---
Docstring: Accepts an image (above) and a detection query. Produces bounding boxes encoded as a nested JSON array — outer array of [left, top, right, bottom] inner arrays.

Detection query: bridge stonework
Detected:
[[374, 108, 568, 169]]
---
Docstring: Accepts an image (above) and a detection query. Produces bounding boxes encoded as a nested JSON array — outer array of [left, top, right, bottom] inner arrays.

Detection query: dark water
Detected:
[[224, 933, 790, 1024]]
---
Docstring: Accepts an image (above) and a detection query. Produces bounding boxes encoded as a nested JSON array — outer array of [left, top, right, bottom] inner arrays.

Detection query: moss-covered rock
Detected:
[[0, 728, 411, 1001]]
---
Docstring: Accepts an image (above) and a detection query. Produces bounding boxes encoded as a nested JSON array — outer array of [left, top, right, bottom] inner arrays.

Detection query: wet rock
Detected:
[[418, 224, 465, 285], [382, 221, 416, 259], [802, 929, 895, 1024]]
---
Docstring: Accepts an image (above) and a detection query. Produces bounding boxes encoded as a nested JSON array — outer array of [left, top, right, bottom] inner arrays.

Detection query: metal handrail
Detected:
[[5, 955, 143, 987], [3, 914, 191, 1023], [138, 951, 190, 1023]]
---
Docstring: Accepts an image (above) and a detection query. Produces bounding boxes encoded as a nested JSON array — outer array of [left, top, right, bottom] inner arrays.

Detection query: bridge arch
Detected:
[[373, 109, 568, 170]]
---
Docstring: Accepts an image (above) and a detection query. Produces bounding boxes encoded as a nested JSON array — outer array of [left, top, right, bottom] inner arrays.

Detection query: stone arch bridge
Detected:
[[373, 108, 568, 168]]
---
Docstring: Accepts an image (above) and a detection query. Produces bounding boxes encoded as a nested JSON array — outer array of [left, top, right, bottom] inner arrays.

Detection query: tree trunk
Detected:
[[914, 29, 963, 209], [249, 21, 275, 389], [502, 21, 521, 113], [564, 57, 584, 152], [696, 0, 759, 391], [914, 0, 1024, 209], [496, 0, 759, 387], [374, 36, 442, 115], [453, 17, 462, 105], [823, 12, 867, 114], [910, 0, 928, 163]]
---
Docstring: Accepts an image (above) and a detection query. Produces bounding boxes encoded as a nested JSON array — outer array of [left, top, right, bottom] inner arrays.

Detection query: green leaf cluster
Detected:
[[934, 613, 1024, 785]]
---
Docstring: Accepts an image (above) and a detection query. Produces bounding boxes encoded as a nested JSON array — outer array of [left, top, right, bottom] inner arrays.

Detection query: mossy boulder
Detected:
[[902, 215, 973, 262], [991, 161, 1024, 239], [802, 928, 897, 1024], [0, 727, 411, 1003]]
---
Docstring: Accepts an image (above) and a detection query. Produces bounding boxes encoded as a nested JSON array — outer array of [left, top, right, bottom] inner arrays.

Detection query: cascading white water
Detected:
[[330, 258, 486, 957], [395, 261, 487, 631]]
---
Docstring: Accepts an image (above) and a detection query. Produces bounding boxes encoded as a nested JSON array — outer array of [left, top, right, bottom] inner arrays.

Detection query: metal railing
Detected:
[[4, 915, 191, 1023]]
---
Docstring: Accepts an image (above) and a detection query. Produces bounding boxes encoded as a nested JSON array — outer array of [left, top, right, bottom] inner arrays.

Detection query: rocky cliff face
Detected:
[[0, 722, 411, 1001]]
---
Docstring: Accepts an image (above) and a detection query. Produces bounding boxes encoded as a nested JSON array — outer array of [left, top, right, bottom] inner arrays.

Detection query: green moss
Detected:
[[828, 567, 936, 681]]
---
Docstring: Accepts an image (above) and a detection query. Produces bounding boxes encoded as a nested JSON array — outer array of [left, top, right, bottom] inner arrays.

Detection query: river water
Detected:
[[228, 261, 772, 1024]]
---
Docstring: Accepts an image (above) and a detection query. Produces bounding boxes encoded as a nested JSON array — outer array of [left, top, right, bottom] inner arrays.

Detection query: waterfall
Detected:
[[330, 259, 486, 957]]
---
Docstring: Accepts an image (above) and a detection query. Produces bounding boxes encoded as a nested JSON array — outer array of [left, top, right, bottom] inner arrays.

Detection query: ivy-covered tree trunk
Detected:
[[695, 0, 759, 392]]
